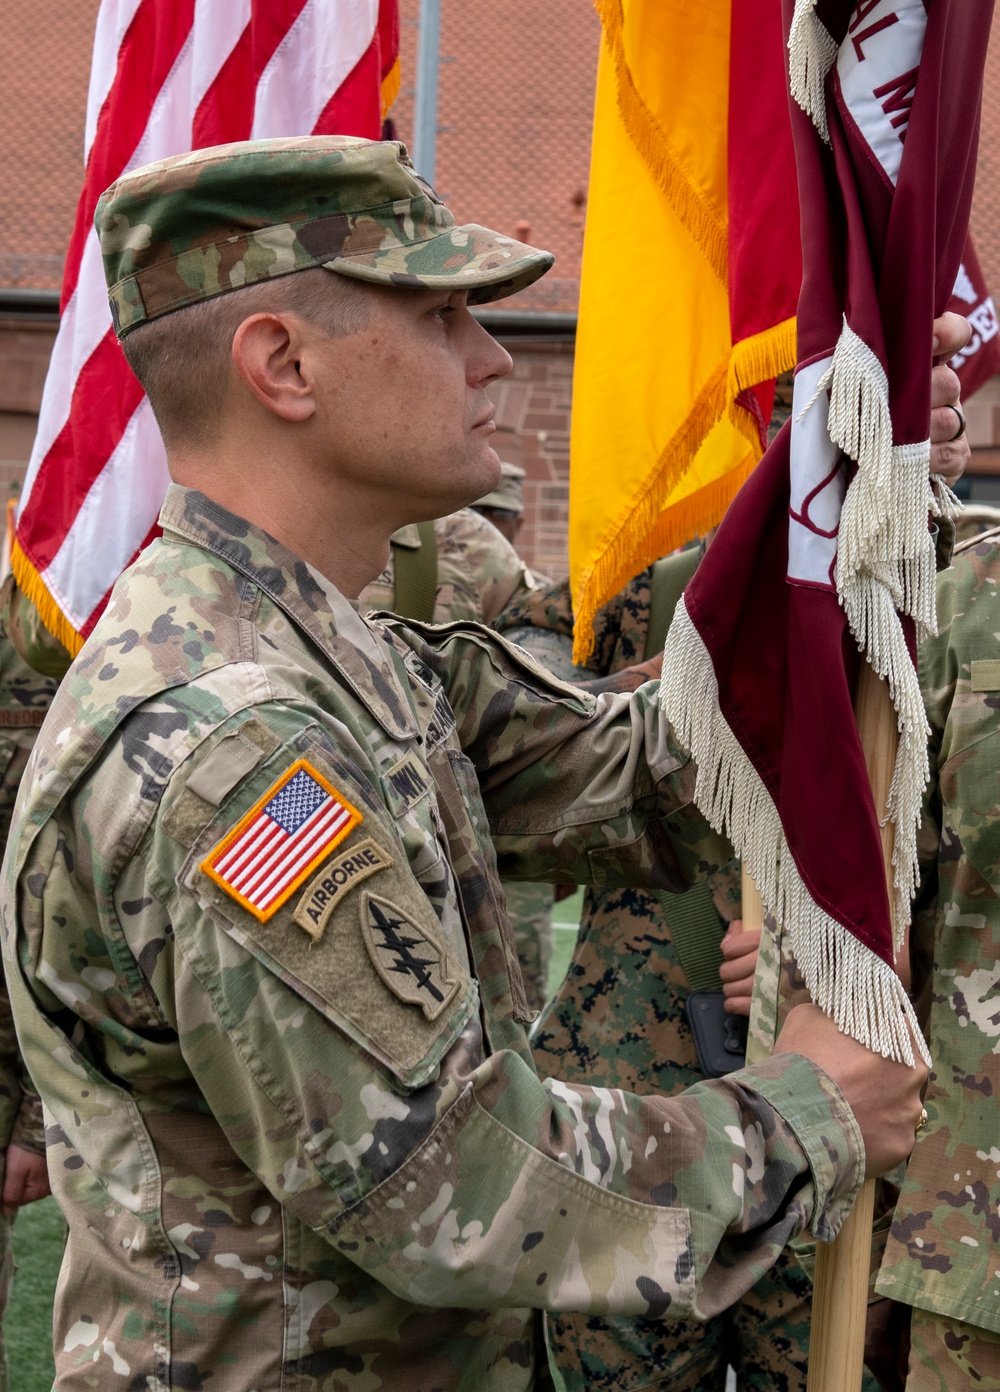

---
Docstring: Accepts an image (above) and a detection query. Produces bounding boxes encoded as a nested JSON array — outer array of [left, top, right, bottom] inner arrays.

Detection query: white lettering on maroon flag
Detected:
[[949, 263, 1000, 373], [788, 355, 845, 590], [836, 0, 927, 187]]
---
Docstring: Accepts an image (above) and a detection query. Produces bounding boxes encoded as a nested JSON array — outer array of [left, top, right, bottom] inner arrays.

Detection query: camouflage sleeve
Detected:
[[128, 710, 862, 1322], [492, 575, 577, 642], [1, 578, 74, 681], [909, 640, 947, 1028], [0, 977, 44, 1155], [388, 621, 729, 891], [434, 508, 541, 625]]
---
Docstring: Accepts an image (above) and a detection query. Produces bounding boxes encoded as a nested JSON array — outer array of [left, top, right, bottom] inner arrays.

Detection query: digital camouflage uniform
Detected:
[[0, 584, 56, 1390], [0, 485, 869, 1391], [359, 507, 554, 1012], [495, 569, 841, 1392], [872, 526, 1000, 1390]]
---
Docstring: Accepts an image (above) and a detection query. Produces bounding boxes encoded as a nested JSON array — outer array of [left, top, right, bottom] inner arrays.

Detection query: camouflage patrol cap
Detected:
[[95, 135, 555, 338], [474, 461, 525, 514]]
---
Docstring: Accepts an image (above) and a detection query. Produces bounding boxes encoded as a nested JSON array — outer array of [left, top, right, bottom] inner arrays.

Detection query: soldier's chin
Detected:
[[480, 446, 503, 489]]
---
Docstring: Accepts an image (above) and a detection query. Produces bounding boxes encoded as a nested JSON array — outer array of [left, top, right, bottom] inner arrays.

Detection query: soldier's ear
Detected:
[[231, 313, 317, 424]]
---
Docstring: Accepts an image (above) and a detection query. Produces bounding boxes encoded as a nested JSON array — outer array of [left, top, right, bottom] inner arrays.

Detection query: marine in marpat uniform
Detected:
[[1, 135, 926, 1390]]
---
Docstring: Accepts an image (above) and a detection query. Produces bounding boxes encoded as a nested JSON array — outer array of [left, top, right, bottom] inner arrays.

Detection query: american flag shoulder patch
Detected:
[[201, 759, 363, 923]]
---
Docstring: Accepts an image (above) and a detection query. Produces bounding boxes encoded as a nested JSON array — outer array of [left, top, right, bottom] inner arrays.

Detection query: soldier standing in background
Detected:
[[865, 522, 1000, 1391], [0, 580, 56, 1390]]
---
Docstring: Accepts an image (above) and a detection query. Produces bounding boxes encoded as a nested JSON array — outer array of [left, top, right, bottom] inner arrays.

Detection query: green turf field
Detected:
[[7, 1194, 63, 1391], [548, 886, 583, 1000]]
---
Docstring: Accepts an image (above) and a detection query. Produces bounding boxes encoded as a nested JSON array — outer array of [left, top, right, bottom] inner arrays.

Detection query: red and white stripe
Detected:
[[214, 797, 353, 914], [15, 0, 399, 651]]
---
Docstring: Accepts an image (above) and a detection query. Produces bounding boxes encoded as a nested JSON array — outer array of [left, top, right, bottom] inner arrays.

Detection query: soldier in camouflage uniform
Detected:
[[0, 136, 927, 1390], [869, 523, 1000, 1390], [0, 580, 57, 1389]]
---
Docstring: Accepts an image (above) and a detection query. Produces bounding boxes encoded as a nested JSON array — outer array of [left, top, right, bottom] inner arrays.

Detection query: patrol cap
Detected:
[[95, 135, 555, 338], [474, 461, 525, 514]]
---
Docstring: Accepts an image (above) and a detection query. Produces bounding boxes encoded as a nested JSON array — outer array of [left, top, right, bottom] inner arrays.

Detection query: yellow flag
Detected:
[[569, 0, 797, 660]]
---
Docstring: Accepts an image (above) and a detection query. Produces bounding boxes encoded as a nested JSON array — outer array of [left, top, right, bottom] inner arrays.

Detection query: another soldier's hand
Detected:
[[930, 312, 971, 484], [774, 1003, 928, 1178], [719, 921, 760, 1016], [2, 1143, 50, 1216], [578, 652, 662, 696], [631, 651, 663, 683]]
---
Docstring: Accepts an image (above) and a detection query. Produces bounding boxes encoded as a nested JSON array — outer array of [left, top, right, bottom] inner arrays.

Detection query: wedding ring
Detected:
[[944, 403, 966, 441], [916, 1107, 928, 1135]]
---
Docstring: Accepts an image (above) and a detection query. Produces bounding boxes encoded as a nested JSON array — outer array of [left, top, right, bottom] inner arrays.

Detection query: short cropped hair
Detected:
[[120, 267, 370, 447]]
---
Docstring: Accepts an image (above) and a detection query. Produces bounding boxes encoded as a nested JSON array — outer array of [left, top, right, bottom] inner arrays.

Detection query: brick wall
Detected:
[[0, 318, 57, 507], [488, 339, 573, 580]]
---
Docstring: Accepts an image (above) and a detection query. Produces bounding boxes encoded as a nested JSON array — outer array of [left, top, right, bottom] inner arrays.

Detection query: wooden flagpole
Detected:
[[741, 660, 899, 1392], [808, 662, 899, 1392]]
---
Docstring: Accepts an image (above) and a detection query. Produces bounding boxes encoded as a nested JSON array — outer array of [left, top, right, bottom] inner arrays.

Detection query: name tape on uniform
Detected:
[[202, 759, 362, 922], [293, 837, 394, 941], [384, 751, 430, 810]]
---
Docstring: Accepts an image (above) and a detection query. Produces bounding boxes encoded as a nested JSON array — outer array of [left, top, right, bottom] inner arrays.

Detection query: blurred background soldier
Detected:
[[358, 470, 557, 1011], [866, 520, 1000, 1392], [470, 459, 527, 547], [0, 577, 55, 1390]]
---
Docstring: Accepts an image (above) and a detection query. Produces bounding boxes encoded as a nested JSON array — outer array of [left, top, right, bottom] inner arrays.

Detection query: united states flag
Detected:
[[203, 761, 363, 921], [12, 0, 399, 657]]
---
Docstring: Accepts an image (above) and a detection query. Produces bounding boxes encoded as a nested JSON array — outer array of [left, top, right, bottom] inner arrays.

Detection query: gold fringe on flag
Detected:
[[594, 0, 727, 282], [380, 57, 401, 120], [572, 316, 797, 663], [9, 541, 85, 658]]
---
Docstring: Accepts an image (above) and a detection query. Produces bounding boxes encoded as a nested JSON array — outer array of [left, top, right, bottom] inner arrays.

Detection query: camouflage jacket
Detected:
[[875, 533, 1000, 1334], [2, 486, 863, 1391], [0, 594, 54, 1155], [360, 507, 541, 625]]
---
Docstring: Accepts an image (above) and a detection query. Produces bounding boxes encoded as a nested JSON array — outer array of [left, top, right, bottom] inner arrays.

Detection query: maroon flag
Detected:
[[661, 0, 993, 1063], [947, 233, 1000, 400]]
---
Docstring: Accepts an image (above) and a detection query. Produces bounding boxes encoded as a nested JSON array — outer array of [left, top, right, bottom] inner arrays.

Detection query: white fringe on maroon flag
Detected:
[[661, 598, 927, 1068], [658, 0, 989, 1066]]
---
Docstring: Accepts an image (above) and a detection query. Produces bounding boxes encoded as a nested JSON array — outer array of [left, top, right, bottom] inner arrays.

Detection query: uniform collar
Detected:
[[159, 484, 418, 740]]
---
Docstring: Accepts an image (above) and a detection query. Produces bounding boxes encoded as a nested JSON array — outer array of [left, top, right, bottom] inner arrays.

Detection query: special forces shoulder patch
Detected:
[[202, 759, 362, 922], [360, 891, 461, 1021]]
